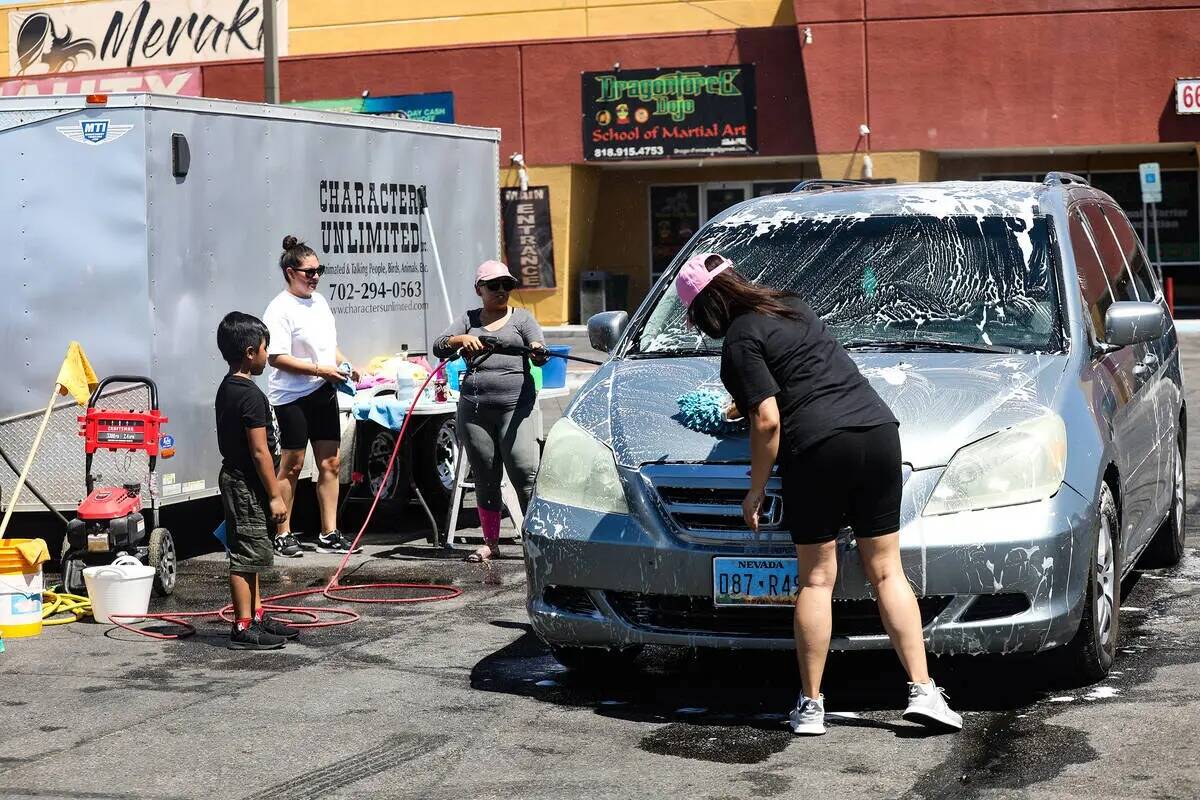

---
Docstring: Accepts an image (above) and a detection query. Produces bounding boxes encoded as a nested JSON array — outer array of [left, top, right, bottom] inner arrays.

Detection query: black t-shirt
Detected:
[[720, 296, 898, 455], [215, 374, 277, 476]]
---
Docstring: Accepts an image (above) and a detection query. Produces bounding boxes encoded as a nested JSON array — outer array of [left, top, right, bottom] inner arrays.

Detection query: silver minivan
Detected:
[[523, 176, 1186, 681]]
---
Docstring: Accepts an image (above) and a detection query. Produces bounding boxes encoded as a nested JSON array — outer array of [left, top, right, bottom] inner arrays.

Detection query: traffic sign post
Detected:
[[1139, 162, 1164, 283]]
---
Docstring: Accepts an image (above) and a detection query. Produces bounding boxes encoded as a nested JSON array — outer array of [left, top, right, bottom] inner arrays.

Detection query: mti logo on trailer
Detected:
[[56, 119, 134, 146]]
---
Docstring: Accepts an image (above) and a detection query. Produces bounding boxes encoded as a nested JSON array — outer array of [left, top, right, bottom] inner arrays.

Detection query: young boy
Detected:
[[216, 312, 301, 650]]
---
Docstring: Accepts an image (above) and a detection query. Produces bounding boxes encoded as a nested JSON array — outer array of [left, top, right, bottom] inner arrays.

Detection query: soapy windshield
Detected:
[[634, 213, 1062, 355]]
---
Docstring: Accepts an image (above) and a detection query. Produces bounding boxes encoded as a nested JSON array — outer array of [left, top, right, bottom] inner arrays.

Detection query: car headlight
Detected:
[[535, 417, 630, 515], [923, 414, 1067, 516]]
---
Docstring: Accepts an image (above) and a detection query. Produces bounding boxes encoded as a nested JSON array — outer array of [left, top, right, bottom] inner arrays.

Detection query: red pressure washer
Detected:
[[60, 376, 177, 597]]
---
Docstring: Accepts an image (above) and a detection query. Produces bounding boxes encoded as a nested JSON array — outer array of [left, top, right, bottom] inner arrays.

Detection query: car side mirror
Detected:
[[587, 311, 629, 353], [1104, 301, 1165, 347]]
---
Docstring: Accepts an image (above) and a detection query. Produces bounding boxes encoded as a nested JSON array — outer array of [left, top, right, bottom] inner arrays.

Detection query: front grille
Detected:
[[543, 585, 600, 616], [959, 593, 1031, 622], [606, 592, 953, 638], [642, 463, 913, 543], [642, 463, 789, 543]]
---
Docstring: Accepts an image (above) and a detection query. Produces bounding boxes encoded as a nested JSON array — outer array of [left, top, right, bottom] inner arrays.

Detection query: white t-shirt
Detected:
[[263, 290, 338, 406]]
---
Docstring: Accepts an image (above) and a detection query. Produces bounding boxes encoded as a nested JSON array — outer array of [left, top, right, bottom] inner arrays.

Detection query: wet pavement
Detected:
[[3, 345, 1200, 798]]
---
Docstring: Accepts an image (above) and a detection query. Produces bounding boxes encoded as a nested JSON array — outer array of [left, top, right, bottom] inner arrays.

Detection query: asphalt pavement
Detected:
[[2, 339, 1199, 799]]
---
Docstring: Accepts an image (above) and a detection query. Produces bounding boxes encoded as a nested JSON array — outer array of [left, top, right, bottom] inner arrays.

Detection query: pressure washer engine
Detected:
[[60, 376, 176, 597]]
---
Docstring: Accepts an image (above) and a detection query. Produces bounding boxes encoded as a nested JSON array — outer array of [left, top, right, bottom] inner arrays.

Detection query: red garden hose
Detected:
[[110, 359, 464, 640]]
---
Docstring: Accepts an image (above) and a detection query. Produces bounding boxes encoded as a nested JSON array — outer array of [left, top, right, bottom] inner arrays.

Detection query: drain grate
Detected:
[[240, 733, 449, 800]]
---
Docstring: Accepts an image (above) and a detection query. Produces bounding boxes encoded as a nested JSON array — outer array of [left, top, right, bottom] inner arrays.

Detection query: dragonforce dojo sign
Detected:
[[8, 0, 287, 76]]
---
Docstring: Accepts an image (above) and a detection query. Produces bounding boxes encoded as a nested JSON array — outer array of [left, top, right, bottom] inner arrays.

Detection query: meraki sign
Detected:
[[8, 0, 287, 75], [582, 64, 756, 161]]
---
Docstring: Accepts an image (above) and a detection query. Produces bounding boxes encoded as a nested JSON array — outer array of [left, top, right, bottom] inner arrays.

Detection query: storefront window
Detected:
[[649, 185, 700, 280], [984, 170, 1199, 264]]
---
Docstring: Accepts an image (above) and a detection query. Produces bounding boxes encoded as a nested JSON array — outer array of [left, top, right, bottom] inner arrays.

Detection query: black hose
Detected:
[[0, 440, 70, 525]]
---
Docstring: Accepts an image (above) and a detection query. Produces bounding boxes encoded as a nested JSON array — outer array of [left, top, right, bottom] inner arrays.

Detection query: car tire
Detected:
[[549, 644, 643, 674], [413, 416, 457, 513], [149, 528, 177, 597], [1142, 433, 1186, 568], [1061, 482, 1120, 682]]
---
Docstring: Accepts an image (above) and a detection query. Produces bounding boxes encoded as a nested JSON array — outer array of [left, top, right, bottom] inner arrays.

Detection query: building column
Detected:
[[817, 150, 939, 183], [506, 164, 599, 326]]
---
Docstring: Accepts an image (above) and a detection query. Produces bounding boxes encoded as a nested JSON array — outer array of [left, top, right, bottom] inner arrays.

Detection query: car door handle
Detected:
[[1142, 352, 1159, 369]]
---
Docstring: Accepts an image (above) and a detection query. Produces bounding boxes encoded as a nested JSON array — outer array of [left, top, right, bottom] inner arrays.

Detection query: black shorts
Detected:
[[782, 423, 903, 546], [219, 468, 275, 573], [273, 382, 340, 451]]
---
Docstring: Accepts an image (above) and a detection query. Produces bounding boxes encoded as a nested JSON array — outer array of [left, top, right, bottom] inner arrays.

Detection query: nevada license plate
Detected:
[[713, 557, 799, 607]]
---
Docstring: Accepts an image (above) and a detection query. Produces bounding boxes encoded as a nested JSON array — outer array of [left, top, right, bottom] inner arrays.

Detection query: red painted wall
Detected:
[[201, 46, 525, 156], [198, 4, 1200, 165]]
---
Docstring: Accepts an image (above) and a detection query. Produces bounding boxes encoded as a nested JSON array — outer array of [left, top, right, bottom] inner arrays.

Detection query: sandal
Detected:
[[464, 543, 499, 563]]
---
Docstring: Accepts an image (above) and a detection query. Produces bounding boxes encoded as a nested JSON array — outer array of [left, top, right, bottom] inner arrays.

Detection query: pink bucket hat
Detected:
[[475, 260, 517, 285], [675, 253, 732, 306]]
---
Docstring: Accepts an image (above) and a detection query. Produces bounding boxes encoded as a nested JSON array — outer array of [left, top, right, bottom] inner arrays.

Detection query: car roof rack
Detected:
[[791, 179, 871, 192], [1042, 171, 1091, 188]]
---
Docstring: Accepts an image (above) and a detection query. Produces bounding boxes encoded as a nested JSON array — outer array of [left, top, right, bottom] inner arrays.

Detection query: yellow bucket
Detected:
[[0, 539, 46, 639]]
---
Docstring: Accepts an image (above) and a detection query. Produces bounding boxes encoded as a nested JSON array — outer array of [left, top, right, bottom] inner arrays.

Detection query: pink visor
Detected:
[[675, 253, 732, 306]]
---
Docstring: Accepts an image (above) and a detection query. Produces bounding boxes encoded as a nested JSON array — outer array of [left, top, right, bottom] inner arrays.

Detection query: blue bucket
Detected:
[[541, 345, 570, 389]]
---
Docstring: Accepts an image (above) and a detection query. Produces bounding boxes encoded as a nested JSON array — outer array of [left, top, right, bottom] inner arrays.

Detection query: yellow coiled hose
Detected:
[[42, 587, 92, 624]]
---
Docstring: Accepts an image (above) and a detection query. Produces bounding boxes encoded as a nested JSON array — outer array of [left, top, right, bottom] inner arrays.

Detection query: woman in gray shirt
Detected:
[[433, 260, 549, 563]]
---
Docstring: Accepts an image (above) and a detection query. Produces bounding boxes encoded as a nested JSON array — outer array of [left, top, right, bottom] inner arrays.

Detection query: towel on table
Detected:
[[352, 395, 411, 431]]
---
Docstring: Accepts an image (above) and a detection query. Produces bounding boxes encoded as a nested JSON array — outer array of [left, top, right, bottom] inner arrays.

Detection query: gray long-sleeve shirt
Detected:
[[433, 308, 545, 408]]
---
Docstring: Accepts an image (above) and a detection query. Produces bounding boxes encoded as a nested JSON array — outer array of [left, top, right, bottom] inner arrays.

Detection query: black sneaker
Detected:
[[258, 615, 300, 640], [315, 530, 361, 554], [228, 622, 286, 650], [273, 534, 303, 558]]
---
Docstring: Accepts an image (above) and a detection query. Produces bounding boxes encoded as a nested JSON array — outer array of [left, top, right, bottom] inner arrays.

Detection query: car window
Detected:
[[1102, 205, 1159, 302], [1082, 203, 1139, 303], [634, 213, 1062, 354], [1069, 209, 1113, 340]]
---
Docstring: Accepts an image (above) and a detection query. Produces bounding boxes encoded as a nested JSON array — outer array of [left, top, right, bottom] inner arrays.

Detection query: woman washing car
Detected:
[[433, 260, 549, 563], [675, 252, 962, 736]]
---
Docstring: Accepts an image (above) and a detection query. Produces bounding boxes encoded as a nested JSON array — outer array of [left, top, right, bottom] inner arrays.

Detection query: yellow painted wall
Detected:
[[506, 164, 600, 326], [817, 150, 939, 183], [0, 0, 796, 77], [938, 150, 1198, 180]]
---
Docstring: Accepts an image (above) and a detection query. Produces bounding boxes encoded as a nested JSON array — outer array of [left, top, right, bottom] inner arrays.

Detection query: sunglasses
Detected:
[[291, 265, 325, 278], [480, 279, 516, 291]]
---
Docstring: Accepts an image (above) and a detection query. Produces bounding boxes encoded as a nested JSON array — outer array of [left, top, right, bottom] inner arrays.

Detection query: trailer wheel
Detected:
[[362, 424, 410, 507], [149, 527, 177, 597], [413, 416, 458, 512]]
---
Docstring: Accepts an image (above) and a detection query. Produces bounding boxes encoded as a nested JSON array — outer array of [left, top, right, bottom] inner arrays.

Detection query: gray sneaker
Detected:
[[903, 680, 962, 731], [788, 694, 826, 736]]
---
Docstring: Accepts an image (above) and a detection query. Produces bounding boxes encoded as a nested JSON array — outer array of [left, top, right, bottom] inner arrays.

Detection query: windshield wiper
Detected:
[[842, 339, 1019, 354], [629, 348, 722, 359]]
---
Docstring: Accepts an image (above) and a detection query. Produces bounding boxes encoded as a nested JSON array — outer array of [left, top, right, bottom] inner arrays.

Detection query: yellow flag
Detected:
[[55, 341, 99, 406]]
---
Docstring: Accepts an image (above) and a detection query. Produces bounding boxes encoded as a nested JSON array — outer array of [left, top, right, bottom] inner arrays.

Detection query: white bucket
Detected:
[[84, 556, 155, 624]]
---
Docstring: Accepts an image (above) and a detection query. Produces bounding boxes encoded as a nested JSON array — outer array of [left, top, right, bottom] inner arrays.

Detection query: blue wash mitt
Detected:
[[676, 389, 748, 436]]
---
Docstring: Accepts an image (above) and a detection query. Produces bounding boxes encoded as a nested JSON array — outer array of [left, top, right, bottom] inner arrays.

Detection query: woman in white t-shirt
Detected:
[[263, 235, 360, 558]]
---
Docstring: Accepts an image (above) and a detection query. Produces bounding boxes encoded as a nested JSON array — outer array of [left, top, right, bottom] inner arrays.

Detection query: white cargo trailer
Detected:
[[0, 93, 499, 517]]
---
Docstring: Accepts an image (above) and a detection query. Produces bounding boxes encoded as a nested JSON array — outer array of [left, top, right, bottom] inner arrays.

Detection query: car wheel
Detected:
[[1061, 482, 1120, 682], [149, 528, 177, 597], [413, 416, 457, 512], [1142, 433, 1186, 568], [549, 644, 643, 674]]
